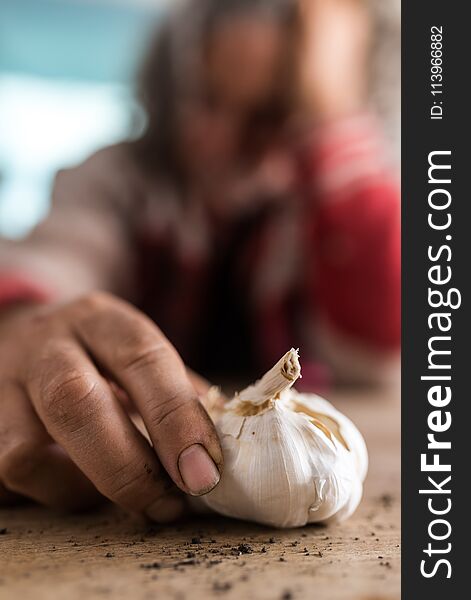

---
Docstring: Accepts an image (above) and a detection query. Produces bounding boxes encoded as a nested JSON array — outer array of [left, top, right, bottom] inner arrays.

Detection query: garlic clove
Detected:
[[321, 475, 364, 524], [287, 391, 369, 482]]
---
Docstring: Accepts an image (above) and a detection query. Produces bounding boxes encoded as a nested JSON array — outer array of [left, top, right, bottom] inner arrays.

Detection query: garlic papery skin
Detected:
[[197, 349, 368, 528]]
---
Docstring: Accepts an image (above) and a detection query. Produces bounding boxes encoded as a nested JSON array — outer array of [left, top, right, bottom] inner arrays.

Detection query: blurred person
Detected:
[[0, 0, 400, 518]]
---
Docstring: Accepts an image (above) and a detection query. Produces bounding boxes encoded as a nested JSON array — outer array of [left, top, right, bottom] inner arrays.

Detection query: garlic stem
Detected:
[[236, 348, 301, 407]]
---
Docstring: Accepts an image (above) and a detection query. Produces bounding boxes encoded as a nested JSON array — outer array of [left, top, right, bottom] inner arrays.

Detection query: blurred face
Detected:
[[176, 16, 288, 182]]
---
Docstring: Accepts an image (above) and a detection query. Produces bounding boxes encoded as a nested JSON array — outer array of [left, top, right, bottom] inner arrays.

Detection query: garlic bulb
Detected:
[[198, 349, 368, 528]]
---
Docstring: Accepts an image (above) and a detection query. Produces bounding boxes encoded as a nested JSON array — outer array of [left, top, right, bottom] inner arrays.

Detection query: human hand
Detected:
[[296, 0, 372, 123], [0, 292, 223, 522]]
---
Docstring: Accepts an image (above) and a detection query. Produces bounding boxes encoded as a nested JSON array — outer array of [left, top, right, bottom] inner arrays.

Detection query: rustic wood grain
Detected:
[[0, 387, 400, 600]]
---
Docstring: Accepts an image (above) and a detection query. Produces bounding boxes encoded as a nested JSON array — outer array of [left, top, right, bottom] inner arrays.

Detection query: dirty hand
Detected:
[[296, 0, 372, 122], [0, 292, 223, 522]]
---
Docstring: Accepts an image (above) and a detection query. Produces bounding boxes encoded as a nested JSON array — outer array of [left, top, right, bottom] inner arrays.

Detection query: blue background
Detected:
[[0, 0, 163, 237]]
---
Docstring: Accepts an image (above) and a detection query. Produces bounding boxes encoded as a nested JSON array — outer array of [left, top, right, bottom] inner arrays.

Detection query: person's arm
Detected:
[[298, 116, 400, 384], [0, 146, 223, 516], [0, 145, 139, 310], [293, 0, 400, 384]]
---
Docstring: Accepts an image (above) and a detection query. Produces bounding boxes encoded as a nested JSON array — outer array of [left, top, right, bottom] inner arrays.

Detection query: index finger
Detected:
[[71, 293, 223, 497], [25, 338, 185, 522]]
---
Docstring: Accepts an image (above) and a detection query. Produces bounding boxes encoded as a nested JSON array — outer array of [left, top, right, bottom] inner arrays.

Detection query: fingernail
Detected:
[[178, 444, 220, 496], [145, 496, 185, 523]]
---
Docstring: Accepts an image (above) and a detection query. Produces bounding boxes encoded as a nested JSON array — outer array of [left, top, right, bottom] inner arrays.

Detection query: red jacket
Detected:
[[0, 115, 400, 386]]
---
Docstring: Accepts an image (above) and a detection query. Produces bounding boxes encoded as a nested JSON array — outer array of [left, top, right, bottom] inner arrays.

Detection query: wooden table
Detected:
[[0, 387, 400, 600]]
